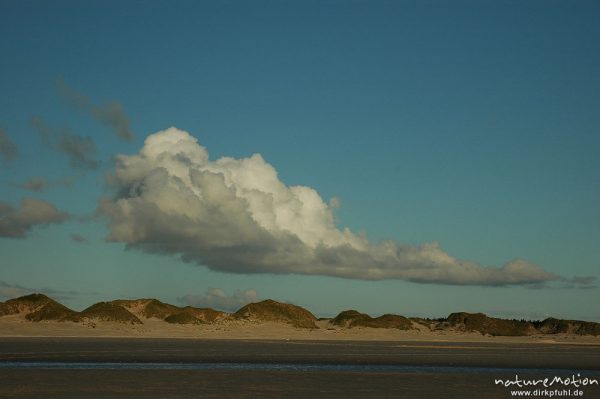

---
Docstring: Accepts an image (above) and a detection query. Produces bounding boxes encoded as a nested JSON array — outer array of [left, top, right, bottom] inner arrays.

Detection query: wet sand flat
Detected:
[[1, 338, 599, 398], [0, 369, 537, 399], [1, 337, 599, 369]]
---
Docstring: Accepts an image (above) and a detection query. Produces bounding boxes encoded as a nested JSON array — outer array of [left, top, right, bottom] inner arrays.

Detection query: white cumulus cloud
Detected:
[[99, 127, 575, 286]]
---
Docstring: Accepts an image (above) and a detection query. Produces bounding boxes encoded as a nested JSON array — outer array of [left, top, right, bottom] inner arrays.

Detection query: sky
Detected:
[[1, 0, 599, 320]]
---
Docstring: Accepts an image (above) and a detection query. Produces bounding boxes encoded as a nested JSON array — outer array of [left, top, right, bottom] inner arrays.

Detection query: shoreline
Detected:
[[1, 334, 599, 346]]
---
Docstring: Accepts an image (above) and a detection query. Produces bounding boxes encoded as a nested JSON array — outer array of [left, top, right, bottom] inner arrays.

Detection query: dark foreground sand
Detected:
[[1, 338, 599, 398], [0, 369, 538, 399]]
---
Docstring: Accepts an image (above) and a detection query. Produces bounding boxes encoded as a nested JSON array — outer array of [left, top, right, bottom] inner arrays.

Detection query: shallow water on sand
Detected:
[[1, 361, 599, 375], [1, 339, 599, 398]]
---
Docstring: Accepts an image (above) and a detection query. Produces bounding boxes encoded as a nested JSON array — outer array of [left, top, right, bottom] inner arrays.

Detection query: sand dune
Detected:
[[1, 293, 599, 344]]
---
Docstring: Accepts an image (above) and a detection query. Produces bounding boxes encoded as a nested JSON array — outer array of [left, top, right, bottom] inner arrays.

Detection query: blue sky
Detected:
[[1, 0, 599, 320]]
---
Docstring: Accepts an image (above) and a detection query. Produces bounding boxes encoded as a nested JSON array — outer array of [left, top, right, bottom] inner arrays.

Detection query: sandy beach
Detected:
[[1, 314, 600, 345]]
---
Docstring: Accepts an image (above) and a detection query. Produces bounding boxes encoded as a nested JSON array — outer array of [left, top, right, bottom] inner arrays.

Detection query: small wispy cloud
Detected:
[[57, 134, 99, 169], [31, 116, 100, 170], [0, 198, 68, 238], [17, 176, 74, 193], [524, 276, 597, 290], [178, 288, 259, 312], [0, 280, 84, 302], [70, 233, 89, 244], [561, 276, 597, 289], [18, 177, 47, 192], [0, 281, 28, 299], [56, 77, 134, 141], [0, 127, 18, 162]]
